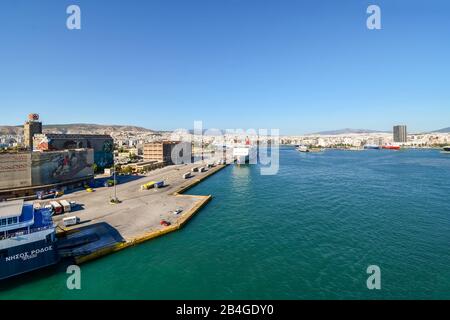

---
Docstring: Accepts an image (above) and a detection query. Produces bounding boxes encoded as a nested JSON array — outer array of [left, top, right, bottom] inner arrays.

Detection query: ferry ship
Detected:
[[232, 137, 256, 164], [0, 200, 59, 280]]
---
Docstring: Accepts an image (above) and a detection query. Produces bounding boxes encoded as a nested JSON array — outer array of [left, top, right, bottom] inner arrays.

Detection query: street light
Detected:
[[111, 156, 120, 204]]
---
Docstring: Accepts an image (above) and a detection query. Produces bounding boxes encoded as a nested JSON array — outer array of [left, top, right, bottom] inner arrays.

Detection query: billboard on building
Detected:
[[31, 149, 94, 186], [0, 153, 32, 190]]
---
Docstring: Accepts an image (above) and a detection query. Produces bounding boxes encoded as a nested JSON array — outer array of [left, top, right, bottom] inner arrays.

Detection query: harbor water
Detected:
[[1, 147, 450, 299]]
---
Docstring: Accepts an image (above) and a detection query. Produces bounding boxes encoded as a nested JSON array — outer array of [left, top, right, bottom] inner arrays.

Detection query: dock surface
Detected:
[[48, 162, 227, 263]]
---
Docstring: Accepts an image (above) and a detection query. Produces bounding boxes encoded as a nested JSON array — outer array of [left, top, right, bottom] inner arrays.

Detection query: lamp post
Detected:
[[111, 156, 120, 204]]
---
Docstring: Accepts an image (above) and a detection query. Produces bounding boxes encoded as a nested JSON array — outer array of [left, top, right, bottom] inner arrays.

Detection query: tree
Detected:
[[122, 166, 133, 175]]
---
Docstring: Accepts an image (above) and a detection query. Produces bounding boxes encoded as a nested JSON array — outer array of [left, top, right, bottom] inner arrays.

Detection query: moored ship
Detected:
[[0, 200, 59, 281], [442, 146, 450, 153], [382, 145, 401, 150], [232, 137, 256, 164], [364, 144, 381, 150], [296, 145, 324, 153]]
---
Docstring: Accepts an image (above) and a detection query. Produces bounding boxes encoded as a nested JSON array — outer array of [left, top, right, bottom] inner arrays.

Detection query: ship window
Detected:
[[7, 218, 13, 225], [0, 219, 6, 226], [12, 217, 18, 224]]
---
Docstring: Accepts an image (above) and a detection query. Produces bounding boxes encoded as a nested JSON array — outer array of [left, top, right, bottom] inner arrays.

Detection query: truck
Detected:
[[59, 200, 72, 213], [50, 201, 63, 215], [154, 181, 165, 188], [63, 216, 80, 227], [183, 172, 191, 179], [141, 181, 156, 190]]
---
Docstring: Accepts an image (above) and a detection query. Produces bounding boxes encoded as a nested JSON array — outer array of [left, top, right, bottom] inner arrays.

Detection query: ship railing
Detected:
[[0, 225, 53, 241]]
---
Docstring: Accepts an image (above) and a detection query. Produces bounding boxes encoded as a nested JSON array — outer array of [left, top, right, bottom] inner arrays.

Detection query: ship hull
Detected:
[[0, 239, 59, 281]]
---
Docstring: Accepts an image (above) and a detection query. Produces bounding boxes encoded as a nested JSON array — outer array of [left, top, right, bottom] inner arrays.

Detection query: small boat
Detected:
[[364, 144, 380, 150], [347, 147, 364, 151], [442, 146, 450, 153], [296, 146, 323, 153], [382, 145, 401, 150]]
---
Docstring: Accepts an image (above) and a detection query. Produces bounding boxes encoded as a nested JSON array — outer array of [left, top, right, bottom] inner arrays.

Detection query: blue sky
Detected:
[[0, 0, 449, 134]]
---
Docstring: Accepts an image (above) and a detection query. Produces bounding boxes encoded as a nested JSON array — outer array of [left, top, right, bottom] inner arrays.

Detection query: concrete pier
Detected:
[[48, 163, 228, 264]]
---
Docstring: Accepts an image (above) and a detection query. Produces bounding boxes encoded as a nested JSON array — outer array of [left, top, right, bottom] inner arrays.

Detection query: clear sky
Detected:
[[0, 0, 449, 134]]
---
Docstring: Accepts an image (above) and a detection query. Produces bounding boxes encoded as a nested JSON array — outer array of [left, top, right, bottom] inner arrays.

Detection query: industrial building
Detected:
[[0, 114, 114, 200], [33, 133, 114, 168], [393, 125, 408, 143], [143, 141, 192, 165], [0, 149, 94, 200]]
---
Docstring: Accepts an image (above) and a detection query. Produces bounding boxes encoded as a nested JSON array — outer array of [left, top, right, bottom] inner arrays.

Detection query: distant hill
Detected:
[[0, 126, 22, 135], [0, 123, 161, 135], [431, 127, 450, 133], [311, 128, 389, 135]]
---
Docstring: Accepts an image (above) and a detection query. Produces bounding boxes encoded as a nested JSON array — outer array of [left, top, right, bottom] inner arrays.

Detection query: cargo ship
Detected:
[[0, 200, 60, 280]]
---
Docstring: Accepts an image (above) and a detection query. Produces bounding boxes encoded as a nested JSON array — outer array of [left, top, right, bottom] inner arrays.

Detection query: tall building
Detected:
[[143, 141, 192, 165], [23, 113, 42, 150], [393, 125, 407, 143]]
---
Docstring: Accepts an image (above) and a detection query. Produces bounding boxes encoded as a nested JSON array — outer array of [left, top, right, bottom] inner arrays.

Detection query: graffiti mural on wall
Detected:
[[31, 149, 94, 185]]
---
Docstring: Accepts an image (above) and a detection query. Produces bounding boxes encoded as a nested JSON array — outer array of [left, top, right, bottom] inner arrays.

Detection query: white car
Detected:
[[172, 209, 183, 215]]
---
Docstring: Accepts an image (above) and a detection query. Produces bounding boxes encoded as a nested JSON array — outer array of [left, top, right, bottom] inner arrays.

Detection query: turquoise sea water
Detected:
[[1, 147, 450, 299]]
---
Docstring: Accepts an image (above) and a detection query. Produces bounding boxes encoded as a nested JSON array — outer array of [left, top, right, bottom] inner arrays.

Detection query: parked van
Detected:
[[63, 216, 80, 227]]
